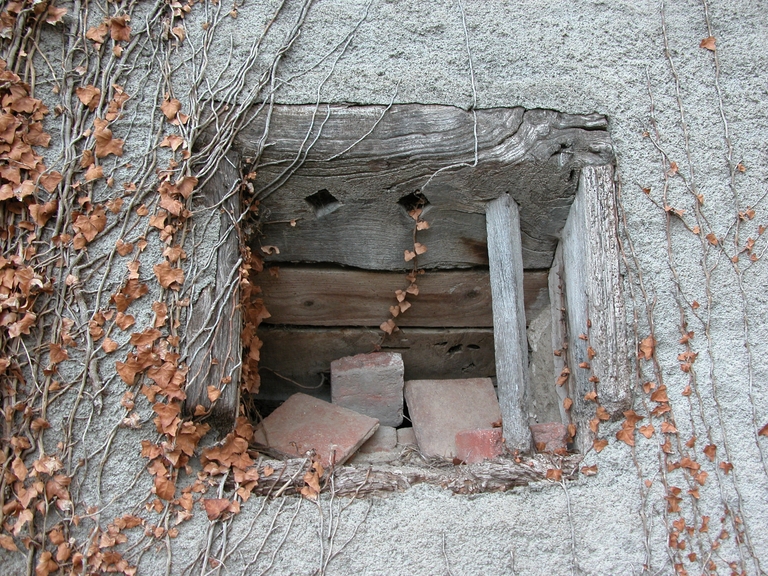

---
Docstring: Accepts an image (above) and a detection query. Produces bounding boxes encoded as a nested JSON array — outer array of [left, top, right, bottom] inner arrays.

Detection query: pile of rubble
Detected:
[[252, 352, 567, 468]]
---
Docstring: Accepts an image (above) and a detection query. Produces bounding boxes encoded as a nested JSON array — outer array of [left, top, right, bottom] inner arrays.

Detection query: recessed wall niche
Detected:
[[184, 104, 630, 453]]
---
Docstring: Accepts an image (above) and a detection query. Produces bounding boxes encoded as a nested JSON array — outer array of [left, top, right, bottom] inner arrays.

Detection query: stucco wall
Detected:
[[3, 0, 767, 574]]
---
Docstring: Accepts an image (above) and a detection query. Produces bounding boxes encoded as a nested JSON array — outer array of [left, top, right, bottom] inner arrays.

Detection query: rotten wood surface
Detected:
[[239, 105, 613, 271], [561, 165, 631, 453], [258, 266, 549, 328], [183, 155, 242, 425], [256, 327, 496, 401], [248, 453, 583, 497], [486, 195, 532, 453]]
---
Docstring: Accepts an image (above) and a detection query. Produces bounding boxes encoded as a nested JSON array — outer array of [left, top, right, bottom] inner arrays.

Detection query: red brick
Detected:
[[455, 428, 504, 464], [530, 422, 567, 453], [252, 393, 379, 467], [331, 352, 404, 427], [403, 378, 502, 459]]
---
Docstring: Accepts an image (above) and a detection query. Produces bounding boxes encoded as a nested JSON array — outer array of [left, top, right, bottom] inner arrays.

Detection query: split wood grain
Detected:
[[236, 104, 614, 271], [561, 165, 631, 453]]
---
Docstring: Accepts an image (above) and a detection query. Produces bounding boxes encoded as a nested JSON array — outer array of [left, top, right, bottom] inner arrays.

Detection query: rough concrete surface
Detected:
[[2, 0, 767, 575]]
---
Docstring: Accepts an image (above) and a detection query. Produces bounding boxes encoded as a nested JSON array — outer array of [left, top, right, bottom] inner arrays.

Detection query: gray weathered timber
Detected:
[[257, 266, 549, 328], [182, 155, 242, 424], [548, 244, 571, 426], [561, 165, 631, 453], [486, 195, 533, 453], [256, 327, 495, 401], [239, 105, 613, 271]]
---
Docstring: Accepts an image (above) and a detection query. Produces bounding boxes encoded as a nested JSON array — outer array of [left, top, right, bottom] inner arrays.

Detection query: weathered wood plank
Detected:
[[257, 267, 549, 328], [238, 105, 614, 271], [561, 165, 630, 453], [486, 195, 533, 453], [548, 244, 571, 426], [183, 155, 242, 425], [255, 327, 495, 401]]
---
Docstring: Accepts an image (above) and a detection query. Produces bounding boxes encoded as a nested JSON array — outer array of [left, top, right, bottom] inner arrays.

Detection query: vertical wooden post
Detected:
[[561, 165, 631, 453], [486, 194, 532, 453], [183, 153, 242, 426]]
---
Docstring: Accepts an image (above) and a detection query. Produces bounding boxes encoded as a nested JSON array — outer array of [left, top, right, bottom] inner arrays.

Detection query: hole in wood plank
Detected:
[[305, 189, 341, 217], [397, 191, 429, 214]]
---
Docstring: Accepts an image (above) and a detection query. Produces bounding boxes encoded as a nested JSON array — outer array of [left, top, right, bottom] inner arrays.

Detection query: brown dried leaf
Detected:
[[46, 6, 68, 25], [102, 338, 118, 353], [49, 343, 68, 364], [29, 200, 58, 227], [130, 328, 162, 347], [153, 261, 184, 290], [404, 249, 415, 262], [171, 26, 186, 42], [38, 171, 62, 193], [152, 301, 168, 328], [160, 134, 184, 151], [86, 23, 108, 44], [116, 239, 133, 256], [700, 36, 716, 51], [639, 424, 655, 439], [203, 498, 230, 520], [593, 438, 608, 453], [563, 398, 573, 411], [0, 534, 18, 551], [35, 551, 58, 576], [379, 319, 396, 335], [84, 164, 104, 182], [115, 313, 135, 331], [545, 468, 563, 481], [207, 386, 221, 403], [650, 385, 669, 403], [161, 97, 182, 121], [414, 242, 427, 255], [154, 476, 175, 501], [638, 335, 655, 360], [94, 118, 124, 158], [76, 85, 101, 111], [109, 15, 131, 42], [616, 426, 635, 446]]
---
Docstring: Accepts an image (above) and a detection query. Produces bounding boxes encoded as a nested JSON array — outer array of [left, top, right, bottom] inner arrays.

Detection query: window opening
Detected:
[[188, 104, 627, 471]]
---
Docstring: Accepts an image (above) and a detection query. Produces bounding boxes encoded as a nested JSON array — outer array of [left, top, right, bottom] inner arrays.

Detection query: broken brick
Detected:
[[404, 378, 502, 459], [252, 393, 378, 467], [530, 422, 568, 453], [396, 427, 417, 447], [358, 425, 397, 454], [331, 352, 404, 427], [455, 428, 504, 464]]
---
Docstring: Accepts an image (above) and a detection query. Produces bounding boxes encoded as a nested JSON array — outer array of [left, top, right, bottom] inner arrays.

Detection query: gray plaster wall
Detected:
[[4, 0, 768, 575]]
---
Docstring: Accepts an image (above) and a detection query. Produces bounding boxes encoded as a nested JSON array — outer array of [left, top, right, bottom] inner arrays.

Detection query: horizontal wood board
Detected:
[[234, 105, 613, 270], [257, 267, 549, 328], [255, 327, 496, 400]]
